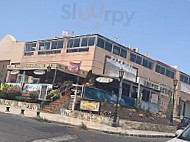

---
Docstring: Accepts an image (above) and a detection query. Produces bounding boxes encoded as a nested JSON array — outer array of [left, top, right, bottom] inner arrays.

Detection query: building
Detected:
[[0, 33, 190, 117]]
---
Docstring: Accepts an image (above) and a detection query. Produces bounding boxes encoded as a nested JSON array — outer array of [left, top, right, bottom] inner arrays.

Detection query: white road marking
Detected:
[[31, 135, 77, 142]]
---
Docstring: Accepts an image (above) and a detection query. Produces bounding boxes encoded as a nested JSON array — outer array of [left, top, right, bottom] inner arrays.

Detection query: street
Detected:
[[0, 112, 170, 142]]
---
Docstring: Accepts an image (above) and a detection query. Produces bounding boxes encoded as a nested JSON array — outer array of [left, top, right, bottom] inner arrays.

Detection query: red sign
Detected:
[[67, 62, 80, 74]]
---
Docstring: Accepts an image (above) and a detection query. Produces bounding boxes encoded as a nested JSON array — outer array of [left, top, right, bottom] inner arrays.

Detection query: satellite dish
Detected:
[[96, 77, 113, 83], [34, 70, 45, 75], [10, 70, 20, 75]]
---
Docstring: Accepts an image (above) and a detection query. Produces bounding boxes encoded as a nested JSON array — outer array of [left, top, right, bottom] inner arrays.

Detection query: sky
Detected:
[[0, 0, 190, 74]]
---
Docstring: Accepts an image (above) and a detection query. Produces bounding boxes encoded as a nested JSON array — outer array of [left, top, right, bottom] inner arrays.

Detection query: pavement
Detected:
[[0, 104, 175, 138]]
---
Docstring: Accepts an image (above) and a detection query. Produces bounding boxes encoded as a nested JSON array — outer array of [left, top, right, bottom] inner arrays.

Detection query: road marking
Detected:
[[31, 135, 77, 142]]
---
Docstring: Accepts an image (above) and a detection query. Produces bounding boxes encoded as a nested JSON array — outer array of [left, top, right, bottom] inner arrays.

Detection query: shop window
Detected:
[[142, 89, 150, 102]]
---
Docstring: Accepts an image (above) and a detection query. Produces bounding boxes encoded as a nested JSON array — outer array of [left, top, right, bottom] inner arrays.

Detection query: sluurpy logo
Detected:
[[61, 3, 135, 29]]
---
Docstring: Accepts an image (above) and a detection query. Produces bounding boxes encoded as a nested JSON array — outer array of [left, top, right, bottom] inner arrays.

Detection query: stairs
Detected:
[[42, 91, 71, 113]]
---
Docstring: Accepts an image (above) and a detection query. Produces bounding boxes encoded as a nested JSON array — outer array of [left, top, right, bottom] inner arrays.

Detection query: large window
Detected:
[[113, 45, 120, 55], [97, 37, 104, 48], [24, 42, 36, 56], [180, 73, 189, 84], [37, 39, 64, 55], [96, 36, 128, 59], [66, 36, 95, 53], [130, 52, 153, 70], [155, 64, 175, 79]]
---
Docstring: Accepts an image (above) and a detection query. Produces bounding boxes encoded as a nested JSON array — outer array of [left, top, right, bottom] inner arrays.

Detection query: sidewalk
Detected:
[[0, 104, 175, 138]]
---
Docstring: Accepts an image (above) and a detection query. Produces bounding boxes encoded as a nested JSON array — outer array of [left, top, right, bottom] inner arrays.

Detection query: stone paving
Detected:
[[0, 104, 175, 138]]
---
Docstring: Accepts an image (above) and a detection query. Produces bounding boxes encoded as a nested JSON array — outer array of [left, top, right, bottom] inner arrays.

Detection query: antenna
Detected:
[[114, 35, 119, 43]]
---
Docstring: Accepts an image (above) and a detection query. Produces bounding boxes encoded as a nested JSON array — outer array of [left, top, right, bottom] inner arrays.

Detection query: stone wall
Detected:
[[0, 99, 40, 110], [60, 108, 176, 133]]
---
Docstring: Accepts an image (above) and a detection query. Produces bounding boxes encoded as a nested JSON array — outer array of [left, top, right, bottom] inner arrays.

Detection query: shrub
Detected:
[[6, 86, 22, 99], [0, 84, 13, 92], [47, 90, 61, 101], [15, 96, 26, 102], [29, 91, 39, 101]]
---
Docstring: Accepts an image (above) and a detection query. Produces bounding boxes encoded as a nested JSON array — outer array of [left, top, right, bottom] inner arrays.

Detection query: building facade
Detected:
[[1, 34, 190, 117]]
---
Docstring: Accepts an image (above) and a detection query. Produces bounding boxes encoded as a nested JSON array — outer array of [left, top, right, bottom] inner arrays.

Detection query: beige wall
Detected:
[[0, 35, 24, 64]]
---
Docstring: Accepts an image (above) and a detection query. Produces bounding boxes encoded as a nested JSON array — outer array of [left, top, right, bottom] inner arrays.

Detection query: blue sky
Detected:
[[0, 0, 190, 74]]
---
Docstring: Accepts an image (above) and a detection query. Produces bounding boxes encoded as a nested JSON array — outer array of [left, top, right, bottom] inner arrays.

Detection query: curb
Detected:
[[0, 108, 175, 138]]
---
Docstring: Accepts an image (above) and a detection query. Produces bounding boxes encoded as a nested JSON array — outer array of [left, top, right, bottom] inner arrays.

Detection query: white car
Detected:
[[167, 125, 190, 142]]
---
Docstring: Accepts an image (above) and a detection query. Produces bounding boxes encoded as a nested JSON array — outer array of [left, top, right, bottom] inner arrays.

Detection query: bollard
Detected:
[[6, 106, 10, 112], [21, 109, 25, 115], [36, 111, 40, 117]]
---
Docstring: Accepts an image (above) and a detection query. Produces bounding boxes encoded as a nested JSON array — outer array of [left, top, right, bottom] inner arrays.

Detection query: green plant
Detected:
[[6, 86, 22, 100], [47, 90, 61, 101], [15, 96, 26, 102], [29, 91, 39, 101]]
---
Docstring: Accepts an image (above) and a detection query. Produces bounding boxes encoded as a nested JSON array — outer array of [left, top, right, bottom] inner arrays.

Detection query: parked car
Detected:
[[167, 125, 190, 142], [177, 117, 190, 130]]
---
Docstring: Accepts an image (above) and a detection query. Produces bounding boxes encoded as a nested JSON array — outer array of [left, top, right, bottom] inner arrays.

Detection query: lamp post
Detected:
[[112, 68, 124, 127], [169, 78, 178, 126]]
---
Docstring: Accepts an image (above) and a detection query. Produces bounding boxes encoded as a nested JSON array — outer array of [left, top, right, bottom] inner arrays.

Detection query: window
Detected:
[[171, 71, 174, 79], [51, 41, 57, 49], [67, 39, 73, 48], [81, 38, 87, 47], [113, 45, 120, 55], [39, 41, 50, 50], [73, 38, 80, 47], [120, 48, 127, 58], [143, 59, 148, 67], [156, 65, 161, 73], [25, 43, 36, 52], [88, 37, 95, 46], [97, 37, 104, 48], [160, 66, 165, 75], [148, 61, 153, 70], [130, 53, 136, 62], [166, 69, 171, 77], [105, 42, 112, 52], [57, 40, 64, 49], [136, 56, 142, 65]]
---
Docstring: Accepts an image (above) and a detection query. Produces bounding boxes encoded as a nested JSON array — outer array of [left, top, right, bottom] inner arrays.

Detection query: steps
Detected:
[[42, 91, 71, 113]]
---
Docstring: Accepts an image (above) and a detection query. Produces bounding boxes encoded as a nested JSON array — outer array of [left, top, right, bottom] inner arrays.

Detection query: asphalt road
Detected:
[[0, 112, 170, 142]]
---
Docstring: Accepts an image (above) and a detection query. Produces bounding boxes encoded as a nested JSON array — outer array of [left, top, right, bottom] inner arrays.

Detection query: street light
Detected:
[[112, 68, 124, 127], [169, 78, 178, 126]]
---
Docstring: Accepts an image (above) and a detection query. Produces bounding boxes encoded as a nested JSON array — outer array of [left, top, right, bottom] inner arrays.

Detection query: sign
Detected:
[[137, 77, 172, 96], [67, 62, 80, 74], [38, 84, 48, 100], [80, 100, 100, 112], [104, 57, 137, 82], [96, 77, 113, 83], [34, 70, 45, 75], [181, 82, 190, 95]]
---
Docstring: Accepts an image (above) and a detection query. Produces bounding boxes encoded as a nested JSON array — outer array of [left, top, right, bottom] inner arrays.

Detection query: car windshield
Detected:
[[178, 126, 190, 141]]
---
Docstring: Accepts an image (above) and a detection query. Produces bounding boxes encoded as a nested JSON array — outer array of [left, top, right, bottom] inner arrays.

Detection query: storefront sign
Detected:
[[67, 62, 80, 74], [96, 77, 113, 83], [80, 100, 100, 112], [104, 57, 137, 82], [137, 77, 172, 96], [181, 82, 190, 95]]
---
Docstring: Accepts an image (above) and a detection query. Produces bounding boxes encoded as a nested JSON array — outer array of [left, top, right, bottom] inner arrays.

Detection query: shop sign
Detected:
[[181, 82, 190, 95], [67, 62, 80, 74], [80, 100, 100, 112], [104, 57, 137, 82]]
